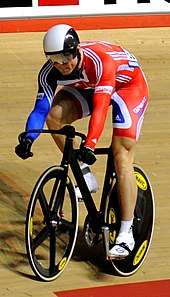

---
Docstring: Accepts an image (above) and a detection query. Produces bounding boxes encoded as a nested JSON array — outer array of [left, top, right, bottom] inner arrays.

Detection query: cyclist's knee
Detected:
[[112, 136, 136, 177], [46, 103, 63, 129]]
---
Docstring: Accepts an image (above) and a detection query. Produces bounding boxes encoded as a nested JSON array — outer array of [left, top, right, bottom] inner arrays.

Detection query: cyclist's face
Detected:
[[53, 54, 78, 75]]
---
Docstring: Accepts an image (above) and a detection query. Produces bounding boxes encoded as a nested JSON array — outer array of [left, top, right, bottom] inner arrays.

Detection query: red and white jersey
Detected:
[[27, 41, 147, 149], [77, 41, 141, 147], [57, 41, 140, 94]]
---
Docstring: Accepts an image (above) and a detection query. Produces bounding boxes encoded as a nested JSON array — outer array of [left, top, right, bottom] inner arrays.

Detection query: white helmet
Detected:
[[43, 24, 80, 64]]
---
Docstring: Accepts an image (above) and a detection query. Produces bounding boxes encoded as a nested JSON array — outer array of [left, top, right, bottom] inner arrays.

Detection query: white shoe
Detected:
[[75, 164, 98, 199], [109, 230, 135, 259]]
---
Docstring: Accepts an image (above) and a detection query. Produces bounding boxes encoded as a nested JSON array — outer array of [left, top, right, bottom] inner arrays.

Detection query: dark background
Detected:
[[0, 0, 32, 7]]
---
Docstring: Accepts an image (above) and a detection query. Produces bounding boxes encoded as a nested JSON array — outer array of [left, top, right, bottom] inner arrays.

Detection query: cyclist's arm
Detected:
[[25, 62, 57, 141], [85, 90, 113, 149], [25, 96, 51, 141], [85, 56, 115, 149]]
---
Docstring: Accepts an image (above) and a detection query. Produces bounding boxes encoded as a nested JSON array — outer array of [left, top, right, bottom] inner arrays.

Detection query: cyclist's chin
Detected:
[[60, 68, 73, 75], [57, 64, 75, 75]]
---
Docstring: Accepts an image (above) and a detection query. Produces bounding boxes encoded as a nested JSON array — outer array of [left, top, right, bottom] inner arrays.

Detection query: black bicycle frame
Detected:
[[19, 126, 116, 234], [70, 146, 115, 234]]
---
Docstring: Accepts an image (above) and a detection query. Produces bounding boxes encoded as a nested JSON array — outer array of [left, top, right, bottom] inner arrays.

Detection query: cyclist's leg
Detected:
[[112, 136, 137, 221], [46, 86, 98, 197], [110, 136, 137, 257], [109, 69, 149, 258], [46, 87, 82, 152]]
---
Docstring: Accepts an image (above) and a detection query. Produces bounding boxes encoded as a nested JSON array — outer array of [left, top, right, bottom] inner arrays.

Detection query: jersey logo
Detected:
[[112, 93, 132, 129], [113, 102, 125, 123], [91, 138, 97, 144], [133, 96, 147, 116], [74, 83, 81, 88], [95, 85, 113, 95], [37, 93, 44, 100]]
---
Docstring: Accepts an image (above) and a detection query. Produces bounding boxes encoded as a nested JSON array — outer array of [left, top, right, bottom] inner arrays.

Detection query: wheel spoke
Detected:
[[37, 188, 49, 221], [49, 228, 57, 273], [32, 226, 49, 251]]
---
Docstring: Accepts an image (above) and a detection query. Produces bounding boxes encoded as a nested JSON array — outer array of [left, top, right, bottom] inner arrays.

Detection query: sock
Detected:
[[119, 219, 133, 234]]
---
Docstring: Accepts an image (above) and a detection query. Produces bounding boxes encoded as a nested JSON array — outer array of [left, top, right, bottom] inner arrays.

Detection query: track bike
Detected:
[[18, 125, 155, 281]]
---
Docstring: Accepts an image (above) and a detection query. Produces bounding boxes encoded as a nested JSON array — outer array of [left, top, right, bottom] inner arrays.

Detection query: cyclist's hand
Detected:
[[78, 146, 97, 165], [15, 138, 33, 160]]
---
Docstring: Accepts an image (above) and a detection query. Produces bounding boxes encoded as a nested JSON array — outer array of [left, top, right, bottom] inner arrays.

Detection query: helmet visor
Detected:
[[46, 52, 75, 65]]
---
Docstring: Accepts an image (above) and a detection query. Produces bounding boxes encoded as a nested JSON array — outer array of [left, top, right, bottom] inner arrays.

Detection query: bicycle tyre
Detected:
[[25, 166, 79, 281], [105, 164, 155, 276]]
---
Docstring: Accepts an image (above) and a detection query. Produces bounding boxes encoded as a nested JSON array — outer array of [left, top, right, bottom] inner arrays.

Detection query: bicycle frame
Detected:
[[19, 125, 115, 236], [22, 125, 155, 280]]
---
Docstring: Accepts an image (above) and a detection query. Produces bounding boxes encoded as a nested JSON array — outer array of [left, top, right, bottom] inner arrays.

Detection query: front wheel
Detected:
[[25, 166, 79, 281], [105, 164, 155, 276]]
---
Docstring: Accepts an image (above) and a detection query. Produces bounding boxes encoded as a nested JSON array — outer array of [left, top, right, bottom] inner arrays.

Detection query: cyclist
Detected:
[[15, 24, 149, 259]]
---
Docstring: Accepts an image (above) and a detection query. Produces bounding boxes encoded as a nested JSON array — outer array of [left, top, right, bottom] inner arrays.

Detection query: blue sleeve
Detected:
[[25, 96, 51, 141], [25, 61, 57, 142]]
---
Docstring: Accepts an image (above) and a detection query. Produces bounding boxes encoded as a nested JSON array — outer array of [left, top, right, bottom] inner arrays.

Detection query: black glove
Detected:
[[78, 146, 97, 165], [15, 138, 33, 160]]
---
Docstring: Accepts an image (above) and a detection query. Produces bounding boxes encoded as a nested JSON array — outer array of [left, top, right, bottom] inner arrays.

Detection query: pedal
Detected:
[[107, 253, 126, 261]]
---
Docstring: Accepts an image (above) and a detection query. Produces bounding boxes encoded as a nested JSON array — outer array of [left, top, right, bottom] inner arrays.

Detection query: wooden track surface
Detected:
[[0, 27, 170, 296]]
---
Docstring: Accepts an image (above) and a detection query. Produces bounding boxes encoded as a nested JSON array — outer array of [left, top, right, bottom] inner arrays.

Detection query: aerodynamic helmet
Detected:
[[43, 24, 80, 64]]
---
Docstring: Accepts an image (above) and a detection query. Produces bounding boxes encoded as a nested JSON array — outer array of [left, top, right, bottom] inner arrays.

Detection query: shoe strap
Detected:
[[115, 243, 131, 254]]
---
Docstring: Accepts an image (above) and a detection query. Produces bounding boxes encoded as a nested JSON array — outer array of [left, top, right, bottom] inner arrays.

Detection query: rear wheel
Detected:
[[105, 164, 155, 276], [25, 166, 79, 281]]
